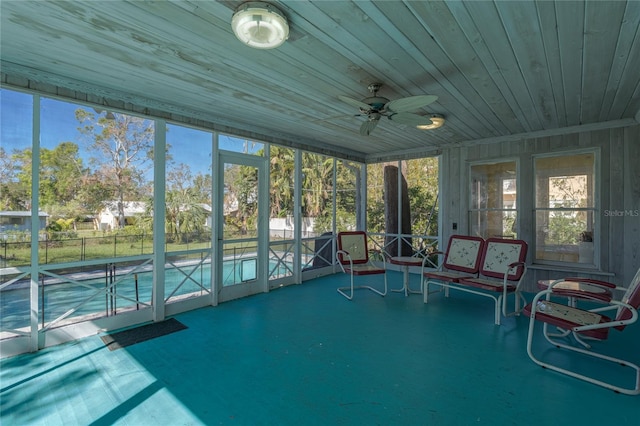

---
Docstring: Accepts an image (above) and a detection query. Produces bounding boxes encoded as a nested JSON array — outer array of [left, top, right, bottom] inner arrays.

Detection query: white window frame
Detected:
[[533, 149, 599, 268], [468, 158, 519, 239]]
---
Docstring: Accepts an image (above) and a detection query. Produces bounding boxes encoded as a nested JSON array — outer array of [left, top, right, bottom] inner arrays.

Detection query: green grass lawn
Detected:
[[0, 233, 212, 268]]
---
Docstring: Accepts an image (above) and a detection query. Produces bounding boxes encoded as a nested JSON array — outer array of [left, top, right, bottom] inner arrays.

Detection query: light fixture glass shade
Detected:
[[232, 2, 289, 49], [416, 114, 445, 130]]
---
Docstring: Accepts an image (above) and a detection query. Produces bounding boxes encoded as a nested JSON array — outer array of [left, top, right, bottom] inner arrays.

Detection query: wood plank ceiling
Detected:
[[1, 1, 639, 162]]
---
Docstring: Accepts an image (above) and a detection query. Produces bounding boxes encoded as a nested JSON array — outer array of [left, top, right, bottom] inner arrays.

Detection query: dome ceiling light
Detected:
[[231, 2, 289, 49]]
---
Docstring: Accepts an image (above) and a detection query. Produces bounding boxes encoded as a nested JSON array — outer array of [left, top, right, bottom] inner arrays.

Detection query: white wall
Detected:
[[269, 217, 315, 238], [439, 124, 640, 291]]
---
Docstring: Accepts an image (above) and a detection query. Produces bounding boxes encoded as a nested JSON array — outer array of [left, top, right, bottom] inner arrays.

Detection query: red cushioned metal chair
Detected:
[[422, 235, 485, 303], [457, 238, 528, 325], [524, 267, 640, 395], [336, 231, 387, 300]]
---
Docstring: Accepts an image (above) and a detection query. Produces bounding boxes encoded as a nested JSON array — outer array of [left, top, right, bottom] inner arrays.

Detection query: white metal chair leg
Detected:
[[423, 279, 446, 304], [336, 234, 387, 300], [527, 297, 640, 395], [528, 318, 640, 395], [337, 274, 355, 300]]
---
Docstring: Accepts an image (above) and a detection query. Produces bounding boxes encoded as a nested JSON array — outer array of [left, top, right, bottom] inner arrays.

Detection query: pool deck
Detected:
[[1, 271, 638, 425]]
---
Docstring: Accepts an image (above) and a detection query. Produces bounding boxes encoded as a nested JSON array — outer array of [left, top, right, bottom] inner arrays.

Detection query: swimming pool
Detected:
[[0, 259, 294, 333]]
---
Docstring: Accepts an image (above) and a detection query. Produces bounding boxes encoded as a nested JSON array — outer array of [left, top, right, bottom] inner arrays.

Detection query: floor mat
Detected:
[[101, 318, 187, 351]]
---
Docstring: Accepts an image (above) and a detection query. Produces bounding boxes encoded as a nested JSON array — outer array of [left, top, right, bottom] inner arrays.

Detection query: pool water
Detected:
[[0, 259, 293, 332]]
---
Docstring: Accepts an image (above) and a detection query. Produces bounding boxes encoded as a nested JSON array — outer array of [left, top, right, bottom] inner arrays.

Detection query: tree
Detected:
[[6, 143, 84, 214], [366, 158, 439, 254], [166, 163, 208, 240], [75, 110, 154, 228], [302, 153, 333, 233], [545, 175, 589, 244], [337, 161, 361, 230], [38, 142, 84, 216], [405, 157, 439, 237], [191, 172, 213, 204], [75, 170, 114, 230], [0, 146, 29, 210], [269, 146, 294, 218], [223, 163, 258, 237], [384, 163, 412, 256], [0, 147, 14, 187], [365, 163, 386, 233]]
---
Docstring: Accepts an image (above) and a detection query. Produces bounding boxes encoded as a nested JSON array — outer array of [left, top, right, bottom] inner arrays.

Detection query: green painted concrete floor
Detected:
[[1, 271, 638, 425]]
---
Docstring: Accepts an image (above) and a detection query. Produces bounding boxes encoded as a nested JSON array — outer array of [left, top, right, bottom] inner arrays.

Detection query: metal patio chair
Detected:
[[422, 234, 485, 301], [524, 267, 640, 395], [457, 238, 528, 324], [336, 231, 387, 300]]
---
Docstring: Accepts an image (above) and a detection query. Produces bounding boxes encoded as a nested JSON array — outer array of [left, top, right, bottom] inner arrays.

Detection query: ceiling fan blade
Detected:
[[338, 95, 371, 111], [387, 112, 433, 126], [385, 95, 438, 113], [359, 118, 380, 136]]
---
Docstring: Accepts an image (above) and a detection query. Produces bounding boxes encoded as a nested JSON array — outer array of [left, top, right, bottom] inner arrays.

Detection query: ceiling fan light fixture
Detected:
[[417, 114, 445, 130], [232, 2, 289, 49]]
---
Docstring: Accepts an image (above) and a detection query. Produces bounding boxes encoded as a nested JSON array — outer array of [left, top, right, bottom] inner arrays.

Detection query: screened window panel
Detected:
[[469, 161, 517, 239], [534, 152, 596, 265]]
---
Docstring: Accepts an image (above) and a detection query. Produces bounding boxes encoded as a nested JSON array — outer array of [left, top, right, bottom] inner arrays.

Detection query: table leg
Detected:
[[406, 267, 423, 295], [403, 267, 409, 297], [391, 260, 423, 296], [391, 266, 410, 296]]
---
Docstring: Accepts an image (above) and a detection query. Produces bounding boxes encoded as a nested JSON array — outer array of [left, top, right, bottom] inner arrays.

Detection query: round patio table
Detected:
[[537, 279, 613, 307], [389, 256, 424, 297]]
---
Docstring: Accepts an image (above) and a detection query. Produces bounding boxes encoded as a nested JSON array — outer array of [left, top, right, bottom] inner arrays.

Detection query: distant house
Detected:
[[98, 201, 147, 231], [223, 187, 238, 216], [0, 211, 48, 236], [168, 203, 213, 230], [269, 217, 316, 238], [200, 204, 213, 228], [98, 202, 212, 230]]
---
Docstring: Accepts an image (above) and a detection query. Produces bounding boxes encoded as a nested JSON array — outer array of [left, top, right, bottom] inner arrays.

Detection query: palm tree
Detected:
[[166, 163, 209, 242], [269, 146, 295, 218]]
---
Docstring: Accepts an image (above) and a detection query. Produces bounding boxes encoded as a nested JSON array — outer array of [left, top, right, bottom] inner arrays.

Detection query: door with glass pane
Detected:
[[217, 151, 268, 302]]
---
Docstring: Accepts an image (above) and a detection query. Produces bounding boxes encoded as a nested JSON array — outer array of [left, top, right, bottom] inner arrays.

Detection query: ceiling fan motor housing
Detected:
[[361, 96, 389, 112], [361, 82, 388, 111], [338, 82, 439, 135]]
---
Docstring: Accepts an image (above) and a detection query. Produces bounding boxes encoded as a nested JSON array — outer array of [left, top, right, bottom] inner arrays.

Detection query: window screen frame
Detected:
[[532, 149, 600, 268]]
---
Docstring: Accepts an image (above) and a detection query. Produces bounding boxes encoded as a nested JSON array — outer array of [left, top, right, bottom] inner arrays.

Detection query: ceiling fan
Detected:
[[338, 83, 438, 136]]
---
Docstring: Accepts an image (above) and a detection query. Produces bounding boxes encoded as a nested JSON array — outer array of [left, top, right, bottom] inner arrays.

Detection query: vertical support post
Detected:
[[105, 264, 109, 316], [332, 159, 337, 234], [211, 132, 219, 306], [360, 162, 367, 233], [40, 274, 44, 328], [332, 159, 338, 272], [30, 95, 40, 352], [152, 119, 166, 322], [397, 160, 402, 257], [294, 150, 302, 284], [111, 264, 116, 315], [135, 273, 140, 310], [259, 145, 270, 293]]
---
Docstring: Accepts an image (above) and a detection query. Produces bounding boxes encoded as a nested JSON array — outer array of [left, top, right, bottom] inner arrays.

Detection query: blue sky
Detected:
[[1, 88, 260, 178]]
